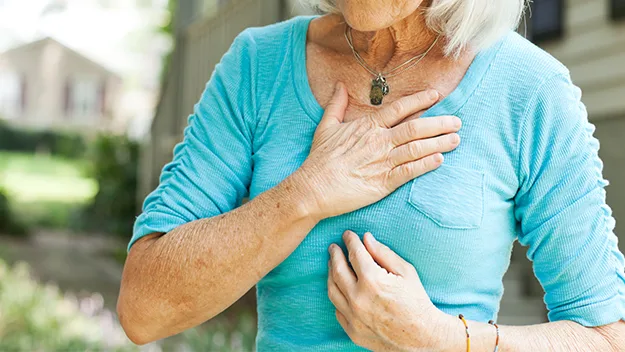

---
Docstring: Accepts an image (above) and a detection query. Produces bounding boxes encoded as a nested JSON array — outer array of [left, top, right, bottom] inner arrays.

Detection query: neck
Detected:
[[347, 10, 441, 72]]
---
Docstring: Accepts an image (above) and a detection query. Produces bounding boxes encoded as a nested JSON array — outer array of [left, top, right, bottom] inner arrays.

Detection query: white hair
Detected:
[[301, 0, 527, 57]]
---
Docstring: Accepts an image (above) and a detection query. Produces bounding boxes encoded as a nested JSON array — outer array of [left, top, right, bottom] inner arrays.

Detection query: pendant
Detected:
[[370, 75, 390, 106]]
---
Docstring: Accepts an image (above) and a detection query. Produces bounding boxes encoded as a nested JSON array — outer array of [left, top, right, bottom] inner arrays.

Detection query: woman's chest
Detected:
[[250, 112, 519, 285]]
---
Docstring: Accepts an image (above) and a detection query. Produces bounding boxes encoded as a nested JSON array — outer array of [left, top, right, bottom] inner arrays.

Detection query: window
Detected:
[[64, 77, 105, 118], [529, 0, 564, 44], [612, 0, 625, 20], [0, 72, 23, 119]]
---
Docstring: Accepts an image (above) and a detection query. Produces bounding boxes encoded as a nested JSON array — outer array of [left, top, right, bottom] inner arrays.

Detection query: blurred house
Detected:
[[0, 37, 122, 132], [140, 0, 625, 326], [0, 0, 171, 137]]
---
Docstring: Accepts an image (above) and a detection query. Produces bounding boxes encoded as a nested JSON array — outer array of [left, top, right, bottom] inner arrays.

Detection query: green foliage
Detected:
[[0, 121, 88, 159], [0, 188, 29, 237], [182, 310, 257, 352], [13, 201, 84, 231], [0, 260, 137, 351], [0, 152, 96, 233], [158, 0, 177, 85], [82, 135, 139, 236]]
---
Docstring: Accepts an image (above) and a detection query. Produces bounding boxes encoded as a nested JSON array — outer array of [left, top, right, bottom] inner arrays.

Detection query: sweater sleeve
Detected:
[[514, 72, 625, 327], [128, 30, 257, 252]]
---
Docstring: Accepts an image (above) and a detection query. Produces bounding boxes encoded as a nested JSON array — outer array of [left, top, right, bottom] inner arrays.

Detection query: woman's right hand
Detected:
[[295, 82, 462, 220]]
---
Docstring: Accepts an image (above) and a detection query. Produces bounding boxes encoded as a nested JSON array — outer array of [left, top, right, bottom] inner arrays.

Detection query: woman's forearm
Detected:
[[442, 316, 625, 352], [117, 171, 319, 345]]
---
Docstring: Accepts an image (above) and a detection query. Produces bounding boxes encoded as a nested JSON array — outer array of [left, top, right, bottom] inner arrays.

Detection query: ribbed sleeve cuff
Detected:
[[128, 211, 187, 252], [548, 270, 625, 327]]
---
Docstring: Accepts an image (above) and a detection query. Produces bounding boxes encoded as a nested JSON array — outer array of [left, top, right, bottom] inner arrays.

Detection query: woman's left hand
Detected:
[[328, 231, 450, 351]]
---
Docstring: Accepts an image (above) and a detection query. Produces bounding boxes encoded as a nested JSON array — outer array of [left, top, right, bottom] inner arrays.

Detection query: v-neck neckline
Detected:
[[291, 15, 505, 124]]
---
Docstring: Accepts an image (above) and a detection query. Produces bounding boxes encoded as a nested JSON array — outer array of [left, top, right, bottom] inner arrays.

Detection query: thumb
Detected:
[[363, 232, 415, 277], [320, 82, 348, 126]]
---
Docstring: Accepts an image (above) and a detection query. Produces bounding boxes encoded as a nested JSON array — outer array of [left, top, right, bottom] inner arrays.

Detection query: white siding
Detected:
[[542, 0, 625, 120]]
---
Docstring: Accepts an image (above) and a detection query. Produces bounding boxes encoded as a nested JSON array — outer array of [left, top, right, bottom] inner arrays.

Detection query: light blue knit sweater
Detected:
[[130, 16, 625, 351]]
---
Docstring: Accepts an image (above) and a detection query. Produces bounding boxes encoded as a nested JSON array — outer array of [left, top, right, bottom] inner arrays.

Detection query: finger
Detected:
[[342, 231, 380, 279], [387, 153, 444, 189], [327, 266, 352, 316], [363, 233, 415, 277], [372, 89, 439, 129], [390, 115, 461, 146], [335, 309, 352, 334], [319, 82, 348, 127], [329, 243, 357, 298], [388, 134, 460, 167]]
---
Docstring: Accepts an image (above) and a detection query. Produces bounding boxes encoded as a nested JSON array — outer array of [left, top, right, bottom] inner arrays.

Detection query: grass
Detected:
[[0, 152, 97, 231], [0, 152, 97, 204]]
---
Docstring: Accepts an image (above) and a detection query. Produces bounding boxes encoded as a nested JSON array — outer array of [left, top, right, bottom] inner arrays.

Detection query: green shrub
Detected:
[[81, 135, 139, 237], [181, 311, 256, 352], [0, 260, 137, 351], [0, 121, 88, 159], [0, 188, 29, 237], [12, 201, 84, 231]]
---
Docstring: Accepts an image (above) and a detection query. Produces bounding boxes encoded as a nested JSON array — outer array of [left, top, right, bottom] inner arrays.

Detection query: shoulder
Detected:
[[481, 31, 580, 122], [481, 31, 572, 111], [233, 15, 314, 55], [491, 31, 570, 86]]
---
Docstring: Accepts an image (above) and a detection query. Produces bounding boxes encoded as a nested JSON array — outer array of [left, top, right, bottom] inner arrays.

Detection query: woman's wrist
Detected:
[[273, 168, 326, 224], [433, 313, 499, 352], [421, 310, 468, 351]]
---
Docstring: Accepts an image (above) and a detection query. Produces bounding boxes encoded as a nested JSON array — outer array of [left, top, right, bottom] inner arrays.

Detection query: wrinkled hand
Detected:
[[296, 82, 461, 220], [328, 231, 448, 351]]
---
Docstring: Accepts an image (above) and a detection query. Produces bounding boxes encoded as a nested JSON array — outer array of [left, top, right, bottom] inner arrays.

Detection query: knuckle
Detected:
[[347, 249, 360, 264], [412, 93, 425, 107], [331, 264, 342, 278], [407, 120, 420, 136], [351, 295, 366, 312], [437, 136, 446, 149], [400, 163, 414, 178], [391, 100, 404, 116], [409, 142, 422, 158], [404, 262, 417, 274], [368, 113, 383, 128], [439, 116, 448, 129], [421, 155, 433, 169], [328, 284, 337, 300]]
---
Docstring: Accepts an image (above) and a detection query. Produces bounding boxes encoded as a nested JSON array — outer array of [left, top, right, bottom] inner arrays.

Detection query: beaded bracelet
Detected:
[[488, 320, 500, 352], [459, 314, 471, 352]]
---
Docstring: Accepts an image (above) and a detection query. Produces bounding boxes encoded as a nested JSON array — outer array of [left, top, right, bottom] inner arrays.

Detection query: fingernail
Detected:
[[450, 133, 460, 145], [335, 82, 342, 93], [365, 232, 376, 242], [452, 116, 461, 128], [434, 153, 444, 163], [427, 90, 438, 100]]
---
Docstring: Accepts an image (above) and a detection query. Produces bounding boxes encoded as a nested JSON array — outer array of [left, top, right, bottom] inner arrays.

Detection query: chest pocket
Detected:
[[408, 164, 485, 229]]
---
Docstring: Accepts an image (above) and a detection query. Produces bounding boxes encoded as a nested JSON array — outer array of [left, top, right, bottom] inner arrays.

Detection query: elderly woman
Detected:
[[117, 0, 625, 350]]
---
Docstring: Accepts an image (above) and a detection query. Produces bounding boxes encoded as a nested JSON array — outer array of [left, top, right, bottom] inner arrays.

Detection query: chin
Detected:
[[337, 0, 422, 32]]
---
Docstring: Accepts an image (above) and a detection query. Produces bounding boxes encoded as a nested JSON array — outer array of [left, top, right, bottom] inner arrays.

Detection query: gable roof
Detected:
[[0, 36, 121, 79]]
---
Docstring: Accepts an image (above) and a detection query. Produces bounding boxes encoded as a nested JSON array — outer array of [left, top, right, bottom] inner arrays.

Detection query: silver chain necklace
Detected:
[[344, 25, 441, 105]]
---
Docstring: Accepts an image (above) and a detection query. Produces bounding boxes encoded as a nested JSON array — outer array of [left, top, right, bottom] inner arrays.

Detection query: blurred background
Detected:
[[0, 0, 623, 351]]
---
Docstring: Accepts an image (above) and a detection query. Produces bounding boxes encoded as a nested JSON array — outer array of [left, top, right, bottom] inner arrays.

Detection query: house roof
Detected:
[[0, 36, 121, 79]]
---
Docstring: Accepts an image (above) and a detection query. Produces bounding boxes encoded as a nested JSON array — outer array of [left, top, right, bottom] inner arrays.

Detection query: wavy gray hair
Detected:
[[301, 0, 527, 57]]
